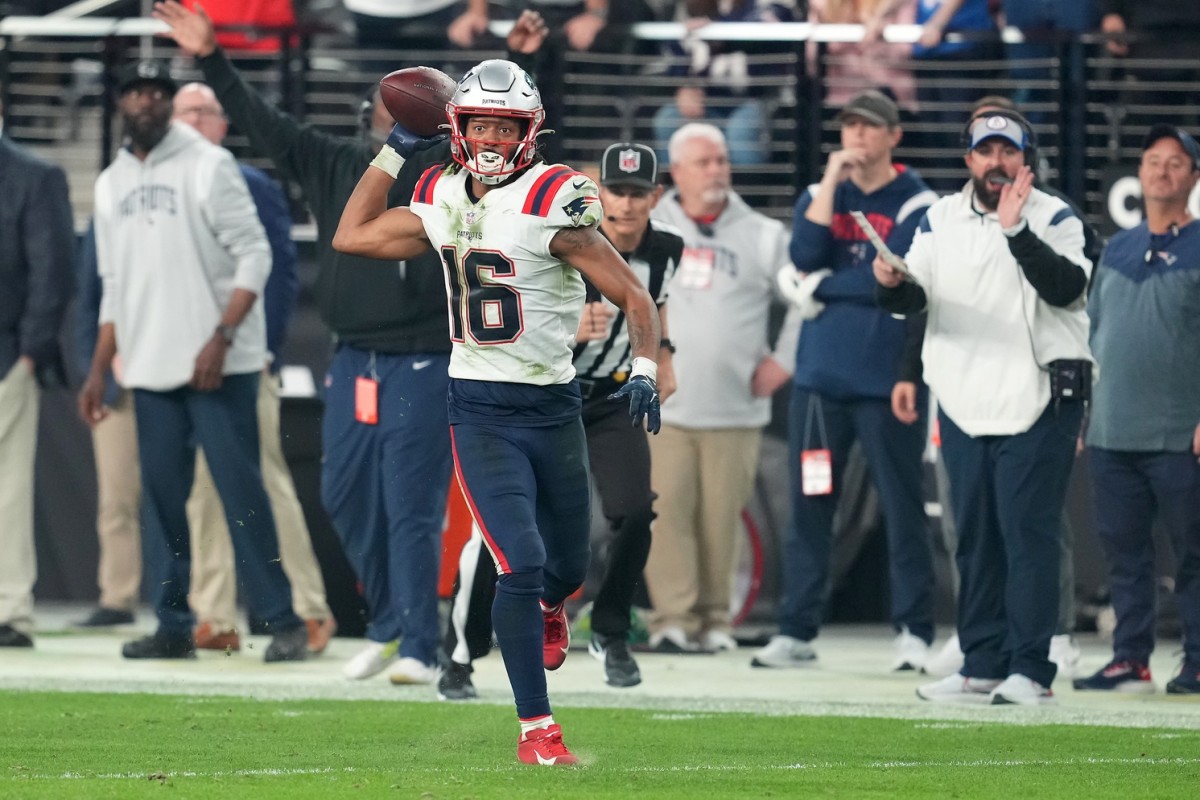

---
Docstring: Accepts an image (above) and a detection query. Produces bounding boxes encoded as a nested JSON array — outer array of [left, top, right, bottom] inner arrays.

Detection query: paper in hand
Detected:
[[850, 211, 915, 281]]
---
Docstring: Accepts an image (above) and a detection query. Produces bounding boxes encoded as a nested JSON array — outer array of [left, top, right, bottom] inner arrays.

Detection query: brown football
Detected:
[[378, 67, 457, 137]]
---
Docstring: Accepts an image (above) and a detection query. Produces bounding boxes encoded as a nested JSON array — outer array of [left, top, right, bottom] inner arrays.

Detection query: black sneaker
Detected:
[[74, 607, 135, 627], [0, 624, 33, 648], [264, 625, 308, 663], [590, 633, 642, 688], [1073, 660, 1155, 693], [122, 632, 195, 659], [1166, 664, 1200, 695], [437, 660, 477, 701]]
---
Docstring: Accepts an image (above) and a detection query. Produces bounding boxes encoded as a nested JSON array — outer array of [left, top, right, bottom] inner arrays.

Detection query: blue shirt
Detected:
[[913, 0, 995, 59], [1086, 219, 1200, 452], [789, 167, 937, 400]]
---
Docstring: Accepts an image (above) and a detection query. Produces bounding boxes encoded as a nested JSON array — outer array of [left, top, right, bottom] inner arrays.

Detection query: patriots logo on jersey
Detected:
[[562, 195, 598, 226]]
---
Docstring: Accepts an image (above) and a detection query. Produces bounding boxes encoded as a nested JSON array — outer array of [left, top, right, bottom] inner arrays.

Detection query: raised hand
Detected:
[[152, 1, 218, 58], [996, 165, 1034, 230], [386, 124, 448, 159]]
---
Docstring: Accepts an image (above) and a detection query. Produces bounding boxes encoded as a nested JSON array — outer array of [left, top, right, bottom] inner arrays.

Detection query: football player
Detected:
[[334, 59, 661, 766]]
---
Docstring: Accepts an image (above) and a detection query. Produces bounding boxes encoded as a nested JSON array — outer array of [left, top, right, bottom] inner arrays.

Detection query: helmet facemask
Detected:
[[446, 60, 546, 185]]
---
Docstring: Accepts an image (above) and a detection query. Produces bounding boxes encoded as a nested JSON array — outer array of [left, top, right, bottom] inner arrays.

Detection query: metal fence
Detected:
[[2, 18, 1198, 232]]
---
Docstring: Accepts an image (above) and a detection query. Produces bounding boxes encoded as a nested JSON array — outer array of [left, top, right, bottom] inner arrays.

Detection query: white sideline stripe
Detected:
[[37, 757, 1200, 780]]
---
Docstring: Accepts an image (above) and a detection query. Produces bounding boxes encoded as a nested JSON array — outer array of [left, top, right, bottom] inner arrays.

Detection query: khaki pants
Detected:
[[187, 371, 331, 629], [0, 362, 38, 632], [91, 391, 142, 611], [644, 424, 762, 637]]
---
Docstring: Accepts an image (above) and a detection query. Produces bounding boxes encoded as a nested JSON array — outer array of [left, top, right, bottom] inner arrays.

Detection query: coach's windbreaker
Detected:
[[94, 121, 270, 390]]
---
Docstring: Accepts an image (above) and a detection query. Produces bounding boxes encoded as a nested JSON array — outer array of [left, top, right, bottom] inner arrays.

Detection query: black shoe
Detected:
[[1166, 664, 1200, 695], [122, 632, 195, 659], [74, 607, 135, 627], [0, 624, 33, 648], [264, 625, 308, 663], [590, 633, 642, 688], [437, 660, 478, 701]]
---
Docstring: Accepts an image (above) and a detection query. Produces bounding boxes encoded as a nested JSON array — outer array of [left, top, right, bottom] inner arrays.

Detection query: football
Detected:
[[378, 67, 457, 137]]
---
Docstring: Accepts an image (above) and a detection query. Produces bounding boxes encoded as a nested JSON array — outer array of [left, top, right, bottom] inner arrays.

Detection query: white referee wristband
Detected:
[[370, 144, 406, 180], [630, 356, 658, 384]]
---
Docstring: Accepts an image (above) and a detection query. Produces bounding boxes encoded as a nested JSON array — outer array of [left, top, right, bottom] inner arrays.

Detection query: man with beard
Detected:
[[874, 111, 1093, 705], [78, 59, 307, 663]]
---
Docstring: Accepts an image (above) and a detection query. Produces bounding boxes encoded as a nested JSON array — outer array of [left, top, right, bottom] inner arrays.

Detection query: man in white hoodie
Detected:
[[78, 59, 307, 663]]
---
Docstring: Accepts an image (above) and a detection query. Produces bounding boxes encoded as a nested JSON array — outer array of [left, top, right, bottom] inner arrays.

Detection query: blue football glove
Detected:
[[385, 123, 448, 159], [609, 374, 661, 434]]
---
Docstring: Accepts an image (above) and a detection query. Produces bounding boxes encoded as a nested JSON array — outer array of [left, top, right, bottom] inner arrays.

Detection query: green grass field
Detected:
[[2, 691, 1198, 799]]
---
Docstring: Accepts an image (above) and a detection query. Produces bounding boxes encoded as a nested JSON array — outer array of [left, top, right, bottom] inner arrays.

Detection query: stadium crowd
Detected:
[[0, 0, 1197, 763]]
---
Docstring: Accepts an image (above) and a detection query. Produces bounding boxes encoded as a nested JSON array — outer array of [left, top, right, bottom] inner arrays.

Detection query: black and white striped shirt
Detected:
[[573, 219, 683, 382]]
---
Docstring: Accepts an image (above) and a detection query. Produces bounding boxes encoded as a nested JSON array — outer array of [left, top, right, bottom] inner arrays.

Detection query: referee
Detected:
[[437, 142, 683, 696]]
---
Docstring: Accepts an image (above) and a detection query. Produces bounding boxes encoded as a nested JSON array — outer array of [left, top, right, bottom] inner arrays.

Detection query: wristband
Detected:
[[630, 356, 658, 384], [370, 144, 406, 179], [659, 337, 676, 354]]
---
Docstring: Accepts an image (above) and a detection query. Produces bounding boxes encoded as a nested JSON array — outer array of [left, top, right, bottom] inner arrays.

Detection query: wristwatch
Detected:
[[215, 324, 237, 346], [659, 337, 677, 354]]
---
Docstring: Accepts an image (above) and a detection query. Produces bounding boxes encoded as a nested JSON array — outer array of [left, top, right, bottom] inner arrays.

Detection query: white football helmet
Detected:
[[446, 59, 546, 185]]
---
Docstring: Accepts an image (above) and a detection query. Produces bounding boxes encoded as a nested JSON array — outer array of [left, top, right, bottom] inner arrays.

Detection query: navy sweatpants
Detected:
[[133, 372, 301, 637], [779, 387, 934, 644], [1090, 448, 1200, 667], [940, 401, 1083, 688], [320, 345, 452, 664]]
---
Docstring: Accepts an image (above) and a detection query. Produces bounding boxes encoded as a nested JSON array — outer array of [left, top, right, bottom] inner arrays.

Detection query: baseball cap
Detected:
[[968, 114, 1029, 151], [1142, 123, 1200, 171], [600, 143, 657, 190], [116, 59, 178, 96], [836, 90, 900, 128]]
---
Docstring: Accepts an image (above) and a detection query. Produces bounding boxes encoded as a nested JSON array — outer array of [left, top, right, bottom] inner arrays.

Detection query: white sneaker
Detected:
[[649, 625, 696, 653], [916, 672, 1002, 703], [892, 627, 930, 672], [342, 640, 399, 680], [387, 656, 437, 685], [1049, 634, 1082, 679], [750, 635, 817, 668], [701, 630, 738, 652], [922, 634, 965, 677], [990, 673, 1056, 705]]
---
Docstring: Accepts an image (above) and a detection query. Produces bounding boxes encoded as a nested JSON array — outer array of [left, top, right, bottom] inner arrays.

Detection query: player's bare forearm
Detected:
[[554, 226, 661, 359], [333, 166, 431, 261]]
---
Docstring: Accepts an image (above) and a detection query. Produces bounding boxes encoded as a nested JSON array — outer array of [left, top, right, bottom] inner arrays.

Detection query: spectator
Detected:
[[1000, 1, 1097, 114], [810, 0, 918, 114], [78, 59, 308, 663], [1073, 125, 1200, 696], [875, 110, 1092, 705], [333, 58, 662, 766], [155, 0, 452, 683], [866, 0, 997, 190], [171, 82, 338, 656], [184, 0, 295, 53], [0, 89, 74, 649], [753, 89, 939, 672], [643, 122, 790, 652], [436, 141, 684, 700], [652, 0, 797, 166], [1100, 1, 1200, 117]]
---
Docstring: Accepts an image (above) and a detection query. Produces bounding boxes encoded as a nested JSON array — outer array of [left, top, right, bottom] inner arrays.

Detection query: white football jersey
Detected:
[[410, 162, 603, 385]]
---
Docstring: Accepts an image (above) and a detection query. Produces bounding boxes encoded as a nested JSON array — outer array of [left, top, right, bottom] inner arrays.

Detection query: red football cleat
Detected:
[[518, 724, 578, 766], [542, 601, 570, 670]]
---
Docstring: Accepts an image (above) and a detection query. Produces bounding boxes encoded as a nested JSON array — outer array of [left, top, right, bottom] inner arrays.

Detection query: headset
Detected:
[[961, 108, 1038, 168]]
